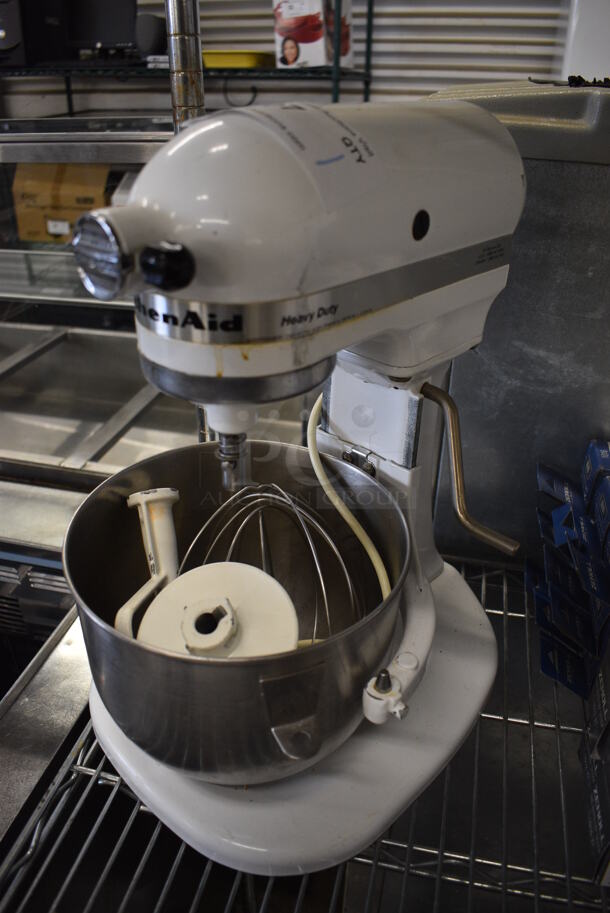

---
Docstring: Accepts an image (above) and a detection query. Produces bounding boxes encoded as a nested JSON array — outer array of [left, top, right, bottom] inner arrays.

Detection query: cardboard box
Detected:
[[273, 0, 353, 68], [12, 163, 110, 243]]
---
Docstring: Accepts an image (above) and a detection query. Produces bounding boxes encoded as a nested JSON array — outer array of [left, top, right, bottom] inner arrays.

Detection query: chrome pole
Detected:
[[164, 0, 205, 132]]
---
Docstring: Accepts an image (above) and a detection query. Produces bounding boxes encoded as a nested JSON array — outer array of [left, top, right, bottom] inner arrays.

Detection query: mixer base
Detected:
[[90, 562, 497, 876]]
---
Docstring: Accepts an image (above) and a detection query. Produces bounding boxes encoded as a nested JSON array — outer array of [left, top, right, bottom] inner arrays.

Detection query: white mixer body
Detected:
[[70, 99, 526, 872], [74, 101, 524, 411], [127, 101, 523, 303]]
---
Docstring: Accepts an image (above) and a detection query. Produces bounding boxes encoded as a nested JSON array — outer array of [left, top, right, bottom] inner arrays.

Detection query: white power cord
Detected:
[[307, 393, 391, 601]]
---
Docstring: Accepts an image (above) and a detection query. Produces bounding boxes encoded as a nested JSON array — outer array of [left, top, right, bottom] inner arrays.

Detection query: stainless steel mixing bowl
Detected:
[[63, 441, 410, 785]]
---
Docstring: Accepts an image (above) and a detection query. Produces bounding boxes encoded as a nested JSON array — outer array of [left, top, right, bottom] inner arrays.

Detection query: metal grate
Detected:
[[0, 562, 607, 912]]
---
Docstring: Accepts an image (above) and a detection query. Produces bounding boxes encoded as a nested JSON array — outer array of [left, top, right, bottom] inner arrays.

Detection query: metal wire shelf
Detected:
[[0, 561, 607, 912]]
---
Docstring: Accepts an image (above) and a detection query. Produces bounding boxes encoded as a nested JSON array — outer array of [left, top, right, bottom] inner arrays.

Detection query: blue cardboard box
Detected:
[[587, 648, 610, 762], [539, 630, 594, 698], [583, 440, 610, 509], [535, 584, 595, 654], [593, 475, 610, 565], [579, 731, 610, 885], [538, 463, 584, 512], [537, 463, 602, 559], [536, 460, 610, 694], [568, 545, 610, 606], [543, 544, 590, 610]]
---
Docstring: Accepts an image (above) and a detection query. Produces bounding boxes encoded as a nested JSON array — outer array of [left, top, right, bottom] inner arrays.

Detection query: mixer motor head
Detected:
[[72, 101, 524, 436]]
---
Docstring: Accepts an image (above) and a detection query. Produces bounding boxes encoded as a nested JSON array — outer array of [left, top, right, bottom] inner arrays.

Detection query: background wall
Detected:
[[434, 155, 610, 562], [0, 0, 570, 117]]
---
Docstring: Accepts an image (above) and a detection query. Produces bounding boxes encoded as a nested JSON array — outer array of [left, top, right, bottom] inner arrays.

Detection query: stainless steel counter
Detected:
[[0, 323, 303, 486], [0, 118, 171, 164], [0, 611, 89, 846], [0, 482, 84, 555]]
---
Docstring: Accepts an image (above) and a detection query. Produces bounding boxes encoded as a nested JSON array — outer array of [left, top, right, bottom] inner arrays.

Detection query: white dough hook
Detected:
[[114, 487, 179, 637]]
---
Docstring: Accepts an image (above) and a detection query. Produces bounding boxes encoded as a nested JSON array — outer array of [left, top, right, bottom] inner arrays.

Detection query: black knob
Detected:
[[139, 242, 195, 292]]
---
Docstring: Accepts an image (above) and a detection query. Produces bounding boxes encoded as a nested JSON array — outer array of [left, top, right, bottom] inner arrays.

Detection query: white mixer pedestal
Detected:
[[90, 562, 496, 876]]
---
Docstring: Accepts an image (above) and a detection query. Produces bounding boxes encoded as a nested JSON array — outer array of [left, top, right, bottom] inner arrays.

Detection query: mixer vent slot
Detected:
[[0, 565, 20, 585], [0, 595, 27, 635], [0, 563, 72, 638], [27, 573, 70, 594]]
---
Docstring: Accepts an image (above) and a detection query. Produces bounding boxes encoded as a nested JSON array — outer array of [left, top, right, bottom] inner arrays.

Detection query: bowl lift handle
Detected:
[[114, 488, 180, 637]]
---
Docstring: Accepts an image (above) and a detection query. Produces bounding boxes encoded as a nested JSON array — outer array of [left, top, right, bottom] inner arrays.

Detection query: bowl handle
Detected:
[[271, 717, 322, 761]]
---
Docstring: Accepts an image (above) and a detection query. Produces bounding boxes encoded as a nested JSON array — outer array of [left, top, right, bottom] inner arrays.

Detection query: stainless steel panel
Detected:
[[98, 394, 304, 470], [0, 326, 145, 462], [0, 612, 90, 846], [0, 481, 84, 552], [0, 321, 307, 479], [0, 325, 45, 360], [61, 386, 159, 469], [0, 135, 169, 165], [0, 330, 66, 381], [0, 251, 131, 308], [435, 83, 610, 166], [0, 117, 172, 135]]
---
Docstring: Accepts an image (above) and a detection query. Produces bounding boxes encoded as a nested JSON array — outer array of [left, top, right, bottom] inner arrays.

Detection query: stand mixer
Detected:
[[65, 99, 525, 874]]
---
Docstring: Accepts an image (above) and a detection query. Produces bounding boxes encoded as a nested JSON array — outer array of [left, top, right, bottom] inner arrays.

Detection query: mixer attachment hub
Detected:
[[195, 605, 228, 635], [182, 596, 237, 655]]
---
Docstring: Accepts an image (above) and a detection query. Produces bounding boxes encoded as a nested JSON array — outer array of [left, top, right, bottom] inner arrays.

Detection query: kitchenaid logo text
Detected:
[[135, 301, 242, 333], [280, 304, 338, 328]]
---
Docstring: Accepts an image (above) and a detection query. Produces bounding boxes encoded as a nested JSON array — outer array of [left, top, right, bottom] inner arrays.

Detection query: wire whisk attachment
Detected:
[[179, 482, 362, 643]]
